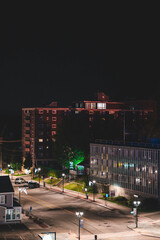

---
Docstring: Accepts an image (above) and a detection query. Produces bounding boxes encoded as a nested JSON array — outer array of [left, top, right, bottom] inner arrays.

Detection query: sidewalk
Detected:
[[128, 217, 160, 238], [42, 180, 131, 213]]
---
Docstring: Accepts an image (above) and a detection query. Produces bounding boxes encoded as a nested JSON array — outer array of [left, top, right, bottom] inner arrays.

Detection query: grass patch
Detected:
[[45, 178, 60, 185], [32, 177, 43, 182], [64, 182, 84, 192], [14, 173, 26, 176]]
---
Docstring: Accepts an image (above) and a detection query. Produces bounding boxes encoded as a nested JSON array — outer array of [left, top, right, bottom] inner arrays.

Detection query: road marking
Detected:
[[15, 191, 89, 221]]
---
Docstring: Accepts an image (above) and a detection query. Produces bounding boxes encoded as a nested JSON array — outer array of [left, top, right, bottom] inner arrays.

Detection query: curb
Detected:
[[42, 185, 113, 211]]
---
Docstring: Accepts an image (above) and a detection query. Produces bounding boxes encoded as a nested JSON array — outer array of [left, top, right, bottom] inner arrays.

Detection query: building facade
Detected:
[[90, 140, 160, 199], [0, 176, 21, 223], [22, 92, 157, 167], [22, 104, 69, 167]]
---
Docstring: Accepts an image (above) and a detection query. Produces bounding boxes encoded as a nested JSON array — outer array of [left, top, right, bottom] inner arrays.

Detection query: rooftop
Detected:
[[94, 139, 160, 149], [0, 176, 14, 193]]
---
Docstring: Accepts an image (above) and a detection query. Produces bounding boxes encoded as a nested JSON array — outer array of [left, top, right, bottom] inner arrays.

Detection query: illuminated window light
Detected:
[[39, 139, 43, 142]]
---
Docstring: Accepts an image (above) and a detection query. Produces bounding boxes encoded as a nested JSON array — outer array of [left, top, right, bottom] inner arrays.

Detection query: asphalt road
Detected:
[[11, 183, 159, 240]]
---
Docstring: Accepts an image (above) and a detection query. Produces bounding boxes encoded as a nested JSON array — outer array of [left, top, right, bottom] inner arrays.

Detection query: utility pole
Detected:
[[0, 137, 2, 170], [123, 112, 126, 145]]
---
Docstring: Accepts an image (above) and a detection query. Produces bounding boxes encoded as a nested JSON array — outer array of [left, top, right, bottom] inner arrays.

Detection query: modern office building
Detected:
[[90, 140, 160, 200], [22, 92, 157, 168]]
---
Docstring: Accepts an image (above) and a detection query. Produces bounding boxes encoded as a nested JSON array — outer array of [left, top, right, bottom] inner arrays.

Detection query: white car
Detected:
[[15, 177, 26, 184]]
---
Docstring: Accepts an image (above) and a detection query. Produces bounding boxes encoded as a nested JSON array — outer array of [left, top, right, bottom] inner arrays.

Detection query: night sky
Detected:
[[0, 5, 160, 115]]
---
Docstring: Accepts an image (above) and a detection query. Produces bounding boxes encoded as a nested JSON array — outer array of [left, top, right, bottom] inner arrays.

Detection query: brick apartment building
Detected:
[[22, 92, 157, 168]]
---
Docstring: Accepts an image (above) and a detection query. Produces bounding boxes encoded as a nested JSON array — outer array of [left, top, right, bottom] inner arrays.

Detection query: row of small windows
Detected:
[[91, 145, 158, 160], [39, 110, 57, 114]]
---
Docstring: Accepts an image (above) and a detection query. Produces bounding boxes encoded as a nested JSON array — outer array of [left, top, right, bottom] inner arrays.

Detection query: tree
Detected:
[[54, 112, 89, 169], [24, 153, 32, 170]]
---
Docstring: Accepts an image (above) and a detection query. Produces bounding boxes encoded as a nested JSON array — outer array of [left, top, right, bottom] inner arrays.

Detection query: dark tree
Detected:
[[24, 153, 32, 170]]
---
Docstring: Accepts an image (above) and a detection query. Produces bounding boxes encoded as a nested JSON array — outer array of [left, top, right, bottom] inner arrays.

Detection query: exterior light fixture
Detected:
[[62, 173, 65, 193], [75, 212, 84, 240], [133, 200, 141, 228]]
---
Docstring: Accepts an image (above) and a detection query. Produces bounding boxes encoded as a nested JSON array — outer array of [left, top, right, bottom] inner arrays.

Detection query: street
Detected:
[[5, 180, 159, 240]]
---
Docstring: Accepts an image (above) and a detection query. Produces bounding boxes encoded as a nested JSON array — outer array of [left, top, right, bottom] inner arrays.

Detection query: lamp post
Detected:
[[85, 188, 88, 199], [38, 168, 41, 186], [133, 200, 141, 228], [18, 187, 22, 205], [76, 212, 83, 240], [92, 180, 96, 202], [62, 173, 65, 193], [8, 164, 10, 176]]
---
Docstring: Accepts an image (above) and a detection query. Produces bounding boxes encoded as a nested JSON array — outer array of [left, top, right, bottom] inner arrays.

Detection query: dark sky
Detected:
[[0, 4, 160, 115]]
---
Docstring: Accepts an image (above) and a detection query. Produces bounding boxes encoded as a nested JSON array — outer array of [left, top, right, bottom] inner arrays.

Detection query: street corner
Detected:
[[127, 221, 160, 239]]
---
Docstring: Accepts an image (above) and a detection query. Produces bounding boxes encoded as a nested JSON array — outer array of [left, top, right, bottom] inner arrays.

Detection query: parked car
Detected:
[[28, 181, 40, 188], [15, 177, 26, 184]]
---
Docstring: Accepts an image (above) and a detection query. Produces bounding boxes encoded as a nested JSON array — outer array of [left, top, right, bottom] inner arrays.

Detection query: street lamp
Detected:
[[76, 212, 84, 240], [133, 200, 141, 228], [92, 180, 96, 202], [62, 173, 65, 193], [85, 188, 88, 199], [38, 168, 41, 186]]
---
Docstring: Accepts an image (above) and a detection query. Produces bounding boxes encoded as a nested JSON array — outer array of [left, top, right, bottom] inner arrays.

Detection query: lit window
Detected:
[[136, 178, 140, 185], [97, 103, 106, 109], [52, 131, 56, 135], [46, 110, 49, 113], [91, 103, 96, 109], [46, 117, 49, 120], [52, 124, 56, 128], [52, 117, 57, 121], [39, 139, 43, 142], [46, 146, 49, 149]]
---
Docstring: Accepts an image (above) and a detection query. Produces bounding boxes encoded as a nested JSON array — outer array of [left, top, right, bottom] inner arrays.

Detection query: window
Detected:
[[52, 124, 56, 128], [25, 110, 30, 114], [91, 103, 96, 109], [97, 103, 106, 109], [6, 209, 11, 220], [46, 117, 49, 120], [39, 146, 43, 150], [0, 195, 5, 204], [89, 110, 94, 114], [52, 110, 57, 114], [52, 131, 56, 135], [39, 110, 43, 114], [52, 117, 57, 121], [16, 209, 21, 220], [38, 139, 43, 142]]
